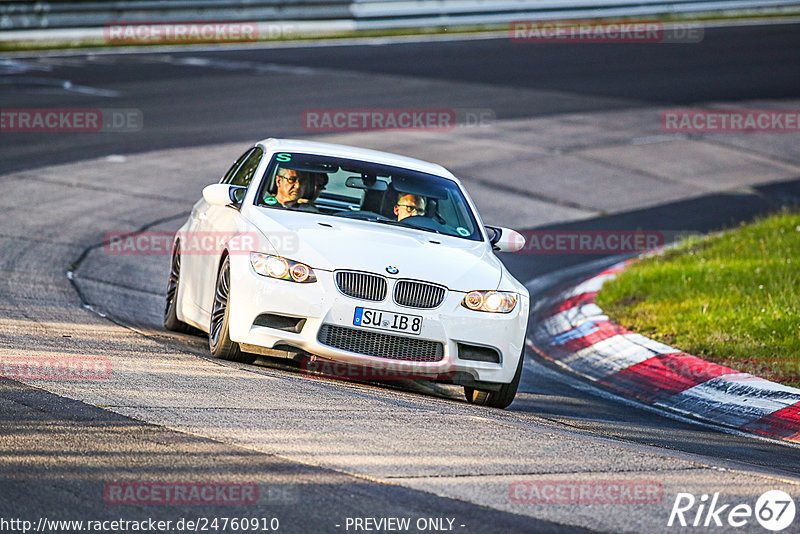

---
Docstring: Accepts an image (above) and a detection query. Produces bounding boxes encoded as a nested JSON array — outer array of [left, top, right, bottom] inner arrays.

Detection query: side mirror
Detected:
[[202, 184, 245, 206], [486, 225, 526, 253]]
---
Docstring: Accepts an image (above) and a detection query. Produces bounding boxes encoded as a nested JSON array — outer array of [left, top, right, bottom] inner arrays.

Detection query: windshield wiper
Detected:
[[374, 219, 444, 234], [373, 219, 407, 227]]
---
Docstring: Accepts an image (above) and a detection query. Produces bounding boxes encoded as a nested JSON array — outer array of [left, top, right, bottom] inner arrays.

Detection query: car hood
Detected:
[[245, 209, 503, 291]]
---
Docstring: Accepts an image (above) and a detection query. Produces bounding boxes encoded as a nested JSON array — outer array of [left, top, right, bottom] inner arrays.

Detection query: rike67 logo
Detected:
[[669, 490, 795, 531]]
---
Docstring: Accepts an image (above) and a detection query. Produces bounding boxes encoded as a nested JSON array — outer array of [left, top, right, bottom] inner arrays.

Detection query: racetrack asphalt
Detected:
[[2, 23, 800, 533]]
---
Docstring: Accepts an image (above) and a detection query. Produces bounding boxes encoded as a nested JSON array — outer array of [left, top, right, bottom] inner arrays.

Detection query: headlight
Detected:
[[250, 253, 316, 283], [462, 290, 517, 313]]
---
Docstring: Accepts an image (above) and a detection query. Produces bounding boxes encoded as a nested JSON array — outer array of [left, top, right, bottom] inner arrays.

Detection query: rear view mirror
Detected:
[[345, 176, 388, 191], [485, 225, 526, 252]]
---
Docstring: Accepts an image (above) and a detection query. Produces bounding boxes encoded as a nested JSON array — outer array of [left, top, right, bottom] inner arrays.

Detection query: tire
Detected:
[[164, 243, 193, 333], [464, 347, 525, 409], [209, 255, 256, 364]]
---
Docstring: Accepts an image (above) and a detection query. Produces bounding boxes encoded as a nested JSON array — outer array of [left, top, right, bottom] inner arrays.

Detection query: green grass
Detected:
[[596, 210, 800, 388]]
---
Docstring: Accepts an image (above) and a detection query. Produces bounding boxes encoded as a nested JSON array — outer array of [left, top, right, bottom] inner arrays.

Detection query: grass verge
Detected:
[[597, 210, 800, 388]]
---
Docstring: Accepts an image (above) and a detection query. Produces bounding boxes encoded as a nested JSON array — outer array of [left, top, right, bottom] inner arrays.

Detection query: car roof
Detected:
[[257, 138, 460, 182]]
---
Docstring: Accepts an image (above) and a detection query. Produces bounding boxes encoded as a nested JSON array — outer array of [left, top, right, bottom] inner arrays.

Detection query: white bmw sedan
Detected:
[[165, 139, 529, 408]]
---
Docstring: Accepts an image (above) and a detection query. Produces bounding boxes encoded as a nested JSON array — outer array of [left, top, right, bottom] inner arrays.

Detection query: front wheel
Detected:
[[464, 347, 525, 409], [164, 244, 193, 333], [209, 256, 256, 364]]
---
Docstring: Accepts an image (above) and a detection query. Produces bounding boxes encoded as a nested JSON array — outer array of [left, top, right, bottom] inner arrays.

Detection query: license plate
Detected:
[[353, 307, 422, 335]]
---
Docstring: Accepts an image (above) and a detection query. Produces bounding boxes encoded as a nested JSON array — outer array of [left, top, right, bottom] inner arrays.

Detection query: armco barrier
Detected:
[[530, 261, 800, 443], [2, 0, 799, 33]]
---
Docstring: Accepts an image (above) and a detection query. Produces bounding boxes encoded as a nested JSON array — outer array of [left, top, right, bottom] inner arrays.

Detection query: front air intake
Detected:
[[253, 314, 306, 333], [318, 324, 444, 362], [457, 343, 501, 363]]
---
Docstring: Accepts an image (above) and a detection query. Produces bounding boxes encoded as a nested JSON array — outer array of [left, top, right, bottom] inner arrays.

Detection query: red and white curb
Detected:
[[530, 261, 800, 443]]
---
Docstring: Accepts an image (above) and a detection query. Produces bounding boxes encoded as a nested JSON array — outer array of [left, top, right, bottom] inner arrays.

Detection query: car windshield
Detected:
[[255, 152, 483, 241]]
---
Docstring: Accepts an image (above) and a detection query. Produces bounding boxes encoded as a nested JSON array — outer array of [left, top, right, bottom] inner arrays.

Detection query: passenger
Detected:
[[296, 173, 328, 211], [394, 193, 426, 221]]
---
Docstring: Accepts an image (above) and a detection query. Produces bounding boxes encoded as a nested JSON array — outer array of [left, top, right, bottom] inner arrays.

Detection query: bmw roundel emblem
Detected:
[[386, 266, 399, 274]]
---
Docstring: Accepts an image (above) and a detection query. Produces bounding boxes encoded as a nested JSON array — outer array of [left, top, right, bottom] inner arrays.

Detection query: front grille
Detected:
[[318, 325, 444, 362], [393, 279, 447, 309], [335, 271, 387, 302]]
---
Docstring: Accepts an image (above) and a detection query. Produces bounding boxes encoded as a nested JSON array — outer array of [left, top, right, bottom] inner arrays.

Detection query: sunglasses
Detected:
[[397, 204, 425, 214]]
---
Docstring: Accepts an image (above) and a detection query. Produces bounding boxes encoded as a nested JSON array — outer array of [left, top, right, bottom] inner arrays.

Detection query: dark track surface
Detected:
[[0, 379, 581, 534], [2, 24, 800, 174], [202, 25, 800, 103]]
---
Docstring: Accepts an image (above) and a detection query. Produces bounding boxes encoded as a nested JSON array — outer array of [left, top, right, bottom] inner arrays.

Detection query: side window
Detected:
[[221, 148, 254, 184], [229, 147, 264, 188]]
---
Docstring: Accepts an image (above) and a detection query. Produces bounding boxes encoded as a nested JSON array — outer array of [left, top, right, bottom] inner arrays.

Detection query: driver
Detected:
[[265, 168, 309, 208], [394, 193, 426, 221]]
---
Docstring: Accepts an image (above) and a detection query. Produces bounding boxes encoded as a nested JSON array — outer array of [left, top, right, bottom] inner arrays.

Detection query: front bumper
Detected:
[[227, 256, 529, 385]]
